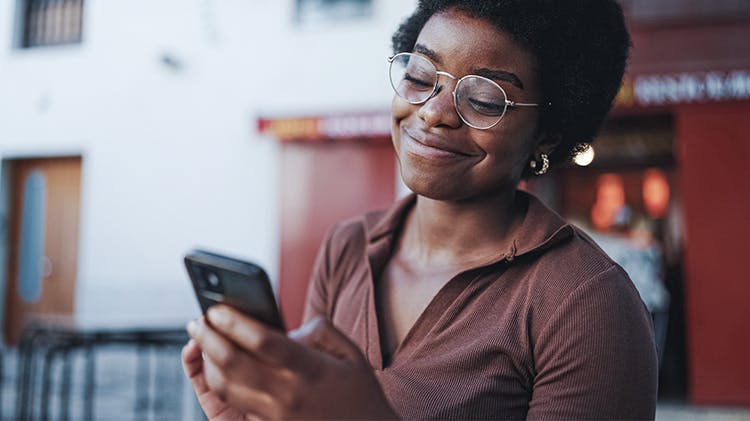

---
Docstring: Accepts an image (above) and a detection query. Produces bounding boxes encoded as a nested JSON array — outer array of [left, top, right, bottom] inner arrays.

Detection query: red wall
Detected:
[[279, 140, 396, 329], [677, 101, 750, 405]]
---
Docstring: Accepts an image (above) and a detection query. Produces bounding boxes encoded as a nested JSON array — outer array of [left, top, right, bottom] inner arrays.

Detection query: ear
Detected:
[[533, 131, 561, 157]]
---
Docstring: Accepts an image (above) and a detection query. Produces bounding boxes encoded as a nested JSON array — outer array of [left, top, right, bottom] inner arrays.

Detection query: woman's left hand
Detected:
[[187, 305, 397, 420]]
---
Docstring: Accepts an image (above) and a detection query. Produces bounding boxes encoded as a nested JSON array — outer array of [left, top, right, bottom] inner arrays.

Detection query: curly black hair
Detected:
[[391, 0, 631, 171]]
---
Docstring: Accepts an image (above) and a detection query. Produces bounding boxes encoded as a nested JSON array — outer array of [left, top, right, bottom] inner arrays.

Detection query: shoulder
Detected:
[[319, 196, 411, 279], [519, 213, 658, 417], [322, 194, 415, 265], [527, 231, 658, 418], [535, 224, 629, 287], [519, 190, 631, 288], [508, 194, 649, 341], [525, 227, 655, 360], [525, 224, 647, 321], [323, 206, 388, 259], [512, 192, 633, 303], [325, 215, 368, 255]]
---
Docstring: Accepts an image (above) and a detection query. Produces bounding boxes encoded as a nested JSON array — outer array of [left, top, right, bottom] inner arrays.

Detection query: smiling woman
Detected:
[[391, 11, 547, 201], [183, 1, 657, 420]]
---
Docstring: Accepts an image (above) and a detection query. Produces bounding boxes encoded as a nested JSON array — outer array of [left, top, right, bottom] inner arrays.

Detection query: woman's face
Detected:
[[391, 9, 546, 201]]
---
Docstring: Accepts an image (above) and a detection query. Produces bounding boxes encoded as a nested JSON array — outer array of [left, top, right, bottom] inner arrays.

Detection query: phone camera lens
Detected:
[[198, 267, 224, 294], [207, 272, 220, 288]]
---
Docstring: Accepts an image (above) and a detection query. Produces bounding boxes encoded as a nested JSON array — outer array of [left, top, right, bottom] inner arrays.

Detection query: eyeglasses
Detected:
[[388, 52, 547, 130]]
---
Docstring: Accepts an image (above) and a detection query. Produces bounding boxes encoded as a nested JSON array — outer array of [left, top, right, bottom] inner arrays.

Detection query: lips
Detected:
[[401, 127, 476, 157]]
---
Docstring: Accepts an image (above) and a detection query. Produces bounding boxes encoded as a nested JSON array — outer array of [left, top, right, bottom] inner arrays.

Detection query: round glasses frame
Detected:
[[388, 52, 549, 130]]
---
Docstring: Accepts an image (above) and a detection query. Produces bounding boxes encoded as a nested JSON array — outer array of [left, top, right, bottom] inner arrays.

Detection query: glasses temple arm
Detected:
[[508, 101, 552, 107]]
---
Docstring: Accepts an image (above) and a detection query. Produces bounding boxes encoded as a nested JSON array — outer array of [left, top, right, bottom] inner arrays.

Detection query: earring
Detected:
[[529, 153, 549, 176]]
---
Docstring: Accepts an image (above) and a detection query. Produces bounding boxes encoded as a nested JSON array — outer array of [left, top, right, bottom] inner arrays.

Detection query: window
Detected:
[[296, 0, 373, 25], [18, 170, 46, 303], [18, 0, 84, 48]]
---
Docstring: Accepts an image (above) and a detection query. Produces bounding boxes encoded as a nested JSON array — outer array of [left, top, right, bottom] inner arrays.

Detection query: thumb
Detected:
[[289, 316, 364, 363]]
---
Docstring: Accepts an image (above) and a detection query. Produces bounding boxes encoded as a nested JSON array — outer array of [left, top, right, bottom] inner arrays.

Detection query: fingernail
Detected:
[[208, 307, 228, 327], [186, 320, 197, 336]]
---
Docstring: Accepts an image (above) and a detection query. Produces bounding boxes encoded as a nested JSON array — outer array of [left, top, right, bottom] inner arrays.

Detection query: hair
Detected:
[[391, 0, 631, 172]]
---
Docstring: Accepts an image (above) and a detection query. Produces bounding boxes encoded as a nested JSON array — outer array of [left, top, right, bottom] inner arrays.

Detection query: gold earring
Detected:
[[529, 153, 549, 176]]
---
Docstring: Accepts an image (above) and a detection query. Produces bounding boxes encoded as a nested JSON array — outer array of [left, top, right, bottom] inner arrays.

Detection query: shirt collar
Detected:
[[508, 190, 574, 260], [363, 190, 573, 262]]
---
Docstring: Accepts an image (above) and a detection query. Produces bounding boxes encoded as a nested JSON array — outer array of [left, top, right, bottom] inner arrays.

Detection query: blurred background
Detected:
[[0, 0, 748, 419]]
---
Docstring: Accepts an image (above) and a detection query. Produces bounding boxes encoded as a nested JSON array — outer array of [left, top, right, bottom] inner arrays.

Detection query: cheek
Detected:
[[479, 120, 539, 178], [391, 95, 416, 122], [502, 112, 540, 153], [390, 96, 414, 152]]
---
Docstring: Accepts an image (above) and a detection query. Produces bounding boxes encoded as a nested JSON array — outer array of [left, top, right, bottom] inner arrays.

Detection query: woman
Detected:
[[183, 1, 658, 419]]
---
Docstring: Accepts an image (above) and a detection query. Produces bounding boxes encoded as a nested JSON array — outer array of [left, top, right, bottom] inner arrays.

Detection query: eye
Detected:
[[404, 72, 433, 90], [468, 97, 505, 115]]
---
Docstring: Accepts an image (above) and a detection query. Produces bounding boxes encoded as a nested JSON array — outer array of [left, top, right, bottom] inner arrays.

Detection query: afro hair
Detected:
[[391, 0, 631, 170]]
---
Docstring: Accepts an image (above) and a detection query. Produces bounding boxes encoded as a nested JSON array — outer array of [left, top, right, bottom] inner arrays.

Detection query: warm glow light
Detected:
[[643, 168, 670, 218], [591, 173, 626, 231], [574, 144, 595, 166]]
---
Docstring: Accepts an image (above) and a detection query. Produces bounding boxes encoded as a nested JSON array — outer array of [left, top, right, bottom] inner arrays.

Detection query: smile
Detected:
[[401, 127, 476, 159]]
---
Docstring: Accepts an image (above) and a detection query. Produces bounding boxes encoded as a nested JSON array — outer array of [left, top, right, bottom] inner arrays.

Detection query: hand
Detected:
[[186, 305, 397, 420], [181, 336, 251, 421]]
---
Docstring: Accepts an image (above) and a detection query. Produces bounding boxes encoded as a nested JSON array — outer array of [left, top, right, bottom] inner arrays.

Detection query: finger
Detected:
[[289, 316, 365, 364], [207, 305, 307, 368], [181, 339, 204, 378], [183, 336, 257, 421], [182, 339, 218, 401], [193, 316, 299, 403], [188, 316, 243, 369], [202, 355, 284, 420]]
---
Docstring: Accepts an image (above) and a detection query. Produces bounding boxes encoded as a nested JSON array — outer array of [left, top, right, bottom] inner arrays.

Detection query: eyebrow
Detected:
[[413, 44, 442, 64], [412, 43, 525, 90], [473, 68, 525, 90]]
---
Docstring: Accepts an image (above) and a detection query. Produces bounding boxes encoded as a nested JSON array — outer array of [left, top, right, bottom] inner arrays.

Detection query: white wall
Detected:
[[0, 0, 417, 325]]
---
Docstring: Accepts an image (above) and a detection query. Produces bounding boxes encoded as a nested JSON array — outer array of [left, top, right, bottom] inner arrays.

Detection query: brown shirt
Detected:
[[303, 192, 658, 420]]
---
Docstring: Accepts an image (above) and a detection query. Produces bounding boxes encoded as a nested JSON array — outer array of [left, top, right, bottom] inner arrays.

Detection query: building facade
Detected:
[[0, 0, 415, 335], [1, 0, 748, 407]]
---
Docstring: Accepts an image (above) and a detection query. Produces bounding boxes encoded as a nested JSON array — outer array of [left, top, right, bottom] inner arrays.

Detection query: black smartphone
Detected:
[[184, 249, 285, 331]]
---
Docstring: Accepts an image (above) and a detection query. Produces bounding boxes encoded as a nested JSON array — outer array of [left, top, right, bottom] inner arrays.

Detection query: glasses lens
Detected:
[[454, 76, 508, 129], [389, 53, 437, 104]]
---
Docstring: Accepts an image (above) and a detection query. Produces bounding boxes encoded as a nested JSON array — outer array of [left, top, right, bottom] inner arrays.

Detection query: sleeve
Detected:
[[301, 223, 339, 324], [526, 265, 658, 420]]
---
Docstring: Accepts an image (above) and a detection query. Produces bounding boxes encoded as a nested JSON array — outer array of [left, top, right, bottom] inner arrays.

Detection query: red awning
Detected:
[[257, 111, 391, 142]]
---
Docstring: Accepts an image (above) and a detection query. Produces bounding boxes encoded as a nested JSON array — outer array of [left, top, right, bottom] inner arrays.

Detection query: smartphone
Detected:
[[184, 249, 285, 331]]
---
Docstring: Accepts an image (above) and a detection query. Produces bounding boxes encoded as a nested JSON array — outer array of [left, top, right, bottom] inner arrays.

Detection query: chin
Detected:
[[401, 167, 519, 203], [400, 169, 468, 202]]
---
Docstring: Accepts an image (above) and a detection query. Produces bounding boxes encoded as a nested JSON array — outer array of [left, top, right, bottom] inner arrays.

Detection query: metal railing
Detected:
[[2, 317, 205, 420]]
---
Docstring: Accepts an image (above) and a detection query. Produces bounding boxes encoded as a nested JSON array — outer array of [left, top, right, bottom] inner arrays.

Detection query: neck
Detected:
[[398, 189, 525, 266]]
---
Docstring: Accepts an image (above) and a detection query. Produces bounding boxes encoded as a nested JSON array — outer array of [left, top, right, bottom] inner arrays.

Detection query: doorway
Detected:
[[3, 157, 82, 344], [279, 139, 395, 329]]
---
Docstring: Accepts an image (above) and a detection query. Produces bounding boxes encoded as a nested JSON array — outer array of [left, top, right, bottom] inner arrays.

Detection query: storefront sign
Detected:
[[257, 112, 391, 142], [616, 70, 750, 107]]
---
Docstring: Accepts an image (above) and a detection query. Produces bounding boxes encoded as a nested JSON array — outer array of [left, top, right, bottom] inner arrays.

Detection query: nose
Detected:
[[417, 78, 462, 129]]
